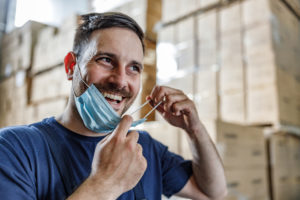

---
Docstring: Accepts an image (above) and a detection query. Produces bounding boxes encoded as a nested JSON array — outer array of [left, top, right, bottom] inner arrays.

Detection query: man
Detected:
[[0, 12, 227, 200]]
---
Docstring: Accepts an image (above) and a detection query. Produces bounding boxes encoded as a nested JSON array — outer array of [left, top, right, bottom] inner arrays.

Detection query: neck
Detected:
[[55, 94, 109, 137]]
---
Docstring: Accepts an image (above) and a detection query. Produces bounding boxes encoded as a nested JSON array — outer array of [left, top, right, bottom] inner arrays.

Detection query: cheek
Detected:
[[85, 68, 107, 84], [130, 77, 141, 97]]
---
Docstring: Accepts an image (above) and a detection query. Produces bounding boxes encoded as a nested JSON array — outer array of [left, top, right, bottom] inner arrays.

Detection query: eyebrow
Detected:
[[94, 51, 144, 70]]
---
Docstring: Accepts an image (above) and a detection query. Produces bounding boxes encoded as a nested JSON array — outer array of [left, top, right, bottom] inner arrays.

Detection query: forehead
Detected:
[[82, 27, 144, 62]]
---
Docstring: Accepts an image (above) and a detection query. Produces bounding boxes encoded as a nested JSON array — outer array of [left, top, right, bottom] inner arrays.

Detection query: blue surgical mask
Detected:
[[73, 63, 162, 134]]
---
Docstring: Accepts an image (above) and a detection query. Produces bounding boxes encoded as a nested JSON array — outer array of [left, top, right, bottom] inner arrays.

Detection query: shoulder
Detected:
[[137, 130, 161, 146], [0, 121, 46, 143], [0, 124, 40, 143], [0, 118, 55, 154], [136, 130, 169, 156]]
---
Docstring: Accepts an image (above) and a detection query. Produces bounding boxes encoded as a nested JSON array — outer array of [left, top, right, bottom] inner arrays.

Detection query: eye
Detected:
[[129, 65, 141, 73], [96, 57, 112, 64]]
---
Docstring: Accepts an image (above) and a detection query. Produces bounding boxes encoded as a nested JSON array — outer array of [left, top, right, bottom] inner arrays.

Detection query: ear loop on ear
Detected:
[[76, 60, 90, 88], [72, 59, 90, 97]]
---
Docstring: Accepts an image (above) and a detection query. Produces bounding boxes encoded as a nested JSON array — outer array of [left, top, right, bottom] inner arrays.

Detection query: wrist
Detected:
[[88, 175, 121, 199], [67, 175, 120, 200]]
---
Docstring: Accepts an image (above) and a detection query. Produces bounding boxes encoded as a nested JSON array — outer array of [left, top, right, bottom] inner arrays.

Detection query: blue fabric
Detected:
[[0, 117, 193, 200]]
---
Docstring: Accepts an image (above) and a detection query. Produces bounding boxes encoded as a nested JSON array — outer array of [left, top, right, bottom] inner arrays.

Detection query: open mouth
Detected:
[[103, 92, 124, 105]]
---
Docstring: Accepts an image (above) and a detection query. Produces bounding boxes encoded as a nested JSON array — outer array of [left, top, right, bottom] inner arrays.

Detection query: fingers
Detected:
[[111, 115, 133, 139], [170, 100, 195, 116], [164, 93, 189, 114], [149, 85, 192, 115], [150, 85, 181, 104], [126, 131, 139, 144]]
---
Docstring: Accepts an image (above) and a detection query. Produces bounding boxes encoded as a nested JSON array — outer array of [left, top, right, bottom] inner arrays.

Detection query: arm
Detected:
[[67, 116, 147, 200], [176, 122, 227, 200], [148, 86, 227, 200]]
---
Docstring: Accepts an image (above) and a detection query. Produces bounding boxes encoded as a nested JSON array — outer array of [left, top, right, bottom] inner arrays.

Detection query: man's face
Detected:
[[75, 27, 144, 115]]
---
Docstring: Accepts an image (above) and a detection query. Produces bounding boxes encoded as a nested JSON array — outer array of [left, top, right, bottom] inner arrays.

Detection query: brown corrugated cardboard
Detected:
[[30, 66, 71, 103]]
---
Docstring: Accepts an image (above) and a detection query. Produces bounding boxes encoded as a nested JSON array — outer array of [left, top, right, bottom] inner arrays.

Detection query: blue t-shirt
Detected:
[[0, 117, 192, 200]]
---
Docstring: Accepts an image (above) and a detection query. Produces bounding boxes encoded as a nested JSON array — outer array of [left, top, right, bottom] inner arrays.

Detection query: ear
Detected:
[[64, 52, 77, 80]]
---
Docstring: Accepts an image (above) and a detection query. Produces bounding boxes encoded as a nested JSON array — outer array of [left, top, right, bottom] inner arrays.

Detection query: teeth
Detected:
[[103, 92, 122, 101]]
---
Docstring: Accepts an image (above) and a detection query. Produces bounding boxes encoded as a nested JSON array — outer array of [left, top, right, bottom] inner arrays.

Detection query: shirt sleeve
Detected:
[[151, 135, 193, 198], [0, 127, 36, 200]]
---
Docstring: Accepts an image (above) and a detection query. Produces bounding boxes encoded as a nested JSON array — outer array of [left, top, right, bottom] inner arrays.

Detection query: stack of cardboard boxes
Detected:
[[158, 0, 300, 126], [0, 16, 76, 127], [268, 132, 300, 200], [152, 0, 300, 199], [0, 21, 46, 127]]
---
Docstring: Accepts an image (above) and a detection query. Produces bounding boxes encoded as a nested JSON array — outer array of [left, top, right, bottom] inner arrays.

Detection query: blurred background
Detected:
[[0, 0, 300, 199]]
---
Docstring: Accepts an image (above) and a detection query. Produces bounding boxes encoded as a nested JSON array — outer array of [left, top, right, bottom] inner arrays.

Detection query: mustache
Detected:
[[95, 84, 132, 98]]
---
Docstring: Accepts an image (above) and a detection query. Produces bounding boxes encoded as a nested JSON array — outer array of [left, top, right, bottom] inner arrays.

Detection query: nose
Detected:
[[107, 65, 127, 89]]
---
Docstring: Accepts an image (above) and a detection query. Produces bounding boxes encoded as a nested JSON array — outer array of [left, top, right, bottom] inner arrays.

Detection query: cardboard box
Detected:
[[225, 167, 269, 200], [127, 0, 147, 30], [285, 0, 300, 17], [243, 0, 300, 78], [243, 1, 300, 126], [220, 32, 244, 94], [164, 73, 194, 95], [32, 15, 78, 74], [0, 70, 30, 127], [247, 81, 299, 126], [161, 0, 179, 22], [242, 0, 272, 28], [195, 94, 218, 120], [268, 133, 289, 167], [268, 133, 300, 200], [137, 121, 181, 155], [197, 11, 217, 43], [198, 40, 217, 69], [177, 0, 200, 19], [287, 135, 300, 168], [290, 169, 300, 200], [161, 0, 201, 22], [194, 69, 217, 95], [220, 67, 244, 95], [200, 0, 220, 8], [0, 21, 46, 77], [220, 92, 246, 124], [220, 1, 241, 35], [35, 98, 68, 121], [30, 65, 71, 103], [194, 69, 218, 120], [157, 25, 176, 44], [176, 40, 196, 70], [271, 168, 292, 200], [220, 31, 243, 69], [180, 120, 266, 168], [176, 17, 195, 43]]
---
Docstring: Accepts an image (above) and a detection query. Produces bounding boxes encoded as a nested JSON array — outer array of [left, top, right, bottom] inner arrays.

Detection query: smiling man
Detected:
[[0, 13, 227, 200]]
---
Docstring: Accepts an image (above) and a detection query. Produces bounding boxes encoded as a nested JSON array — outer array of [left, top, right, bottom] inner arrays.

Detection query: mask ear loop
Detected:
[[76, 60, 90, 88], [143, 100, 163, 119], [129, 97, 164, 119], [72, 60, 90, 97], [129, 100, 151, 116]]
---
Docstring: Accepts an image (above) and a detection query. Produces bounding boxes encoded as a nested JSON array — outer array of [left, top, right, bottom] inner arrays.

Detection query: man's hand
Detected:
[[68, 115, 147, 200], [147, 85, 200, 135]]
